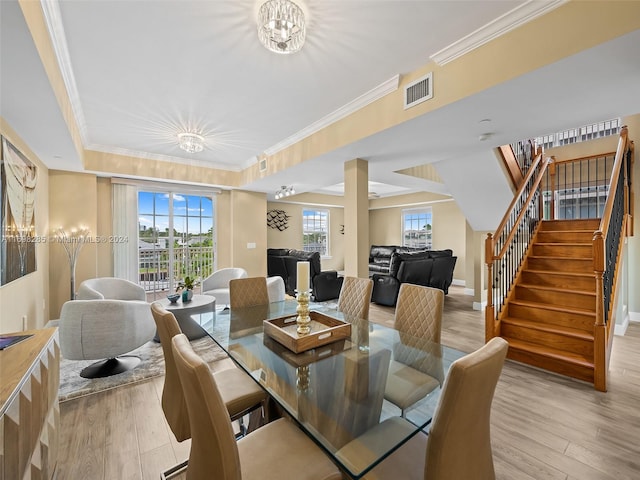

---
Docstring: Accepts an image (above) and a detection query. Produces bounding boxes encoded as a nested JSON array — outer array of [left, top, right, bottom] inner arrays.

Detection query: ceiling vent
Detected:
[[404, 72, 433, 109], [258, 156, 268, 172]]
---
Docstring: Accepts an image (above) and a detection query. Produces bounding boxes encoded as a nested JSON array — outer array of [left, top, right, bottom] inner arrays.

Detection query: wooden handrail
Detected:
[[550, 151, 616, 166], [488, 152, 546, 259], [594, 126, 629, 269]]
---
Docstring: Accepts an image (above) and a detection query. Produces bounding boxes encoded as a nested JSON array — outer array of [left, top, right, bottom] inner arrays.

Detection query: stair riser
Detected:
[[507, 347, 594, 384], [508, 303, 594, 330], [515, 286, 596, 311], [502, 324, 594, 358], [520, 271, 596, 290], [531, 244, 592, 258], [539, 220, 600, 231], [536, 231, 594, 243], [526, 257, 592, 273]]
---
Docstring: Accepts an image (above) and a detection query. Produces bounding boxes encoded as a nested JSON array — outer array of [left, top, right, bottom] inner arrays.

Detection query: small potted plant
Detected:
[[176, 276, 198, 302]]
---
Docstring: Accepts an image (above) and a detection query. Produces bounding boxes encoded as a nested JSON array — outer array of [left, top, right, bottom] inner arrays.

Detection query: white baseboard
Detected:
[[614, 316, 629, 336], [473, 301, 486, 311], [451, 279, 465, 287], [464, 288, 474, 296], [630, 311, 640, 322]]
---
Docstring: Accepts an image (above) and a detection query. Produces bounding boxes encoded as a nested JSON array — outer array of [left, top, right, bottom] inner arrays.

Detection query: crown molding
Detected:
[[260, 74, 400, 159], [430, 0, 568, 66], [41, 0, 89, 145]]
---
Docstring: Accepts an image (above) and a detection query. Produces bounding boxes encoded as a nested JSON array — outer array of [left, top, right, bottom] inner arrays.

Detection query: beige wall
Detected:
[[368, 197, 467, 283], [48, 171, 99, 318], [266, 201, 345, 272], [229, 190, 267, 276], [0, 119, 50, 334]]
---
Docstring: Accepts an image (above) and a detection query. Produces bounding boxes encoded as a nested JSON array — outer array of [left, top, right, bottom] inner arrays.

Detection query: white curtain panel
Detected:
[[112, 183, 138, 282]]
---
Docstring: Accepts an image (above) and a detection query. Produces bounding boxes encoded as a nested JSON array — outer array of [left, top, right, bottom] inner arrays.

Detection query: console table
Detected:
[[0, 328, 60, 480]]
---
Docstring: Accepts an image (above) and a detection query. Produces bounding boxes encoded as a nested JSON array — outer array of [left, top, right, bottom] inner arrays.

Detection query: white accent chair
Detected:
[[201, 268, 248, 308], [59, 277, 155, 378], [77, 276, 147, 301], [266, 276, 286, 303]]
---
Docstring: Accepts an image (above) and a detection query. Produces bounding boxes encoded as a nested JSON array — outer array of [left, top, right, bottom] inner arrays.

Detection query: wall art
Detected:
[[267, 209, 290, 231], [1, 136, 38, 285]]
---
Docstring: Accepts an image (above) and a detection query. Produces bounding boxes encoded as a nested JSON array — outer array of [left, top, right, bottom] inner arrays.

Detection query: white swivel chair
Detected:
[[267, 276, 286, 302], [60, 277, 155, 378], [59, 298, 155, 378], [201, 267, 248, 308], [77, 276, 147, 301]]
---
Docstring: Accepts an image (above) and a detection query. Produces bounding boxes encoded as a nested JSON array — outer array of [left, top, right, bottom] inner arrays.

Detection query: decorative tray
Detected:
[[263, 311, 352, 354], [263, 334, 348, 367]]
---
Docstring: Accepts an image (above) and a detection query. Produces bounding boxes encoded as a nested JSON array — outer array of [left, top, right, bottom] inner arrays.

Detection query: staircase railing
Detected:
[[485, 150, 548, 340], [593, 126, 632, 390]]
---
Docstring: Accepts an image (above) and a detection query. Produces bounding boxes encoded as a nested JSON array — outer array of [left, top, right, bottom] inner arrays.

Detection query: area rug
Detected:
[[59, 336, 228, 402]]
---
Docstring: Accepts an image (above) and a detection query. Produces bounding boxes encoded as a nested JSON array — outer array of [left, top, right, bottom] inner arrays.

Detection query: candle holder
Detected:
[[295, 289, 311, 335]]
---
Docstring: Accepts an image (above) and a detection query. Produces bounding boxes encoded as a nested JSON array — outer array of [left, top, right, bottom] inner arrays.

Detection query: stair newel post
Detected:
[[485, 233, 496, 342], [548, 157, 557, 220], [592, 230, 607, 392]]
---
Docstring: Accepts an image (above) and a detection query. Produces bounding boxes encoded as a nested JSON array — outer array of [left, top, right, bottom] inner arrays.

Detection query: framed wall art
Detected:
[[1, 135, 38, 285]]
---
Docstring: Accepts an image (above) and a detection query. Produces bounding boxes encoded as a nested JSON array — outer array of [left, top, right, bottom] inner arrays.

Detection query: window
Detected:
[[302, 209, 329, 255], [402, 208, 432, 248], [138, 191, 214, 300]]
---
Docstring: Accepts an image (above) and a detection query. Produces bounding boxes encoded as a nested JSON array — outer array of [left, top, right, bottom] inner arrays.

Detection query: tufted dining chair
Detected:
[[339, 337, 509, 480], [229, 277, 270, 309], [384, 283, 445, 416], [151, 303, 267, 479], [337, 276, 374, 321], [171, 333, 343, 480]]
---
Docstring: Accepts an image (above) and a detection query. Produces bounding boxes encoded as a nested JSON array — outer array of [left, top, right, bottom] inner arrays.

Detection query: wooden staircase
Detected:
[[501, 218, 600, 384]]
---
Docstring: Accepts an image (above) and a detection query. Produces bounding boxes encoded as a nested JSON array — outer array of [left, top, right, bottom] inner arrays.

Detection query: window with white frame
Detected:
[[402, 208, 432, 248], [138, 191, 215, 300], [302, 209, 329, 255]]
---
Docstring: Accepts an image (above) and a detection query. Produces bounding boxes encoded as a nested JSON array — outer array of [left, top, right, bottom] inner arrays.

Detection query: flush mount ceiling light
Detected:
[[257, 0, 306, 54], [275, 185, 295, 199], [177, 132, 204, 153]]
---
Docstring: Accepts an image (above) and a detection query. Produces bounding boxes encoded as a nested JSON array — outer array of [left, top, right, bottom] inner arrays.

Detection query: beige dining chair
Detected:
[[337, 276, 373, 321], [338, 337, 509, 480], [150, 303, 267, 479], [171, 333, 343, 480], [384, 283, 444, 416], [229, 277, 270, 309]]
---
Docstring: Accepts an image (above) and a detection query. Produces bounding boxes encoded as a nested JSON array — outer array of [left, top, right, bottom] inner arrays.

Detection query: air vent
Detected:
[[404, 72, 433, 109], [259, 156, 267, 172]]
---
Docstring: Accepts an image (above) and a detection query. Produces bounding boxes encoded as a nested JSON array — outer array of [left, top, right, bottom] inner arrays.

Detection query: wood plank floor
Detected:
[[56, 286, 640, 479]]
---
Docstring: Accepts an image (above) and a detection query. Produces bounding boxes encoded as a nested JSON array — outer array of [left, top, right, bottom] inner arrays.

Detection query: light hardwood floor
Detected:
[[56, 286, 640, 479]]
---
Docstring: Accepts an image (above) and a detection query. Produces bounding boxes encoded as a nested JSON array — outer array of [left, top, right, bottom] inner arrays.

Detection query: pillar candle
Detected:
[[297, 261, 310, 292]]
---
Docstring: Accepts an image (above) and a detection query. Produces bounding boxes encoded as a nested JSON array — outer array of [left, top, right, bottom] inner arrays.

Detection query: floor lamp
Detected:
[[54, 227, 90, 300]]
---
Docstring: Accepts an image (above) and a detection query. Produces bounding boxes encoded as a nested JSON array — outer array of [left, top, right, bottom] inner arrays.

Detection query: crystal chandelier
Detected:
[[178, 132, 204, 153], [257, 0, 306, 54], [275, 185, 295, 199]]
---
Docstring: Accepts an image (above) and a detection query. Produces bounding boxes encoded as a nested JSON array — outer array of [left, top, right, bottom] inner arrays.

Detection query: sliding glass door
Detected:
[[138, 191, 215, 300]]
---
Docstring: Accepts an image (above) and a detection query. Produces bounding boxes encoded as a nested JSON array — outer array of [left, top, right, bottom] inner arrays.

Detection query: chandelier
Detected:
[[178, 132, 204, 153], [257, 0, 306, 54], [275, 185, 295, 199]]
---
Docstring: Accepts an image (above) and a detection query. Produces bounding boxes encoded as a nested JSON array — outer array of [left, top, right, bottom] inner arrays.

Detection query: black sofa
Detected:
[[371, 248, 457, 306], [369, 244, 431, 274], [267, 248, 343, 301]]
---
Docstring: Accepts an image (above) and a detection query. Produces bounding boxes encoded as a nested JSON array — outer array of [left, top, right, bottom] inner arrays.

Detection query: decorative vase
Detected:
[[182, 289, 193, 302]]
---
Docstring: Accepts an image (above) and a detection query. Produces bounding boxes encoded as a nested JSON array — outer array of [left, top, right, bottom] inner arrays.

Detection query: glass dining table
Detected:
[[194, 299, 466, 479]]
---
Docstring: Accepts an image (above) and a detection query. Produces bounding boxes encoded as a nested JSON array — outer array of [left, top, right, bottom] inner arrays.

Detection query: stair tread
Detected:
[[517, 283, 596, 296], [528, 255, 592, 260], [523, 269, 596, 278], [534, 242, 591, 246], [509, 299, 596, 316], [504, 337, 594, 367], [502, 316, 593, 340]]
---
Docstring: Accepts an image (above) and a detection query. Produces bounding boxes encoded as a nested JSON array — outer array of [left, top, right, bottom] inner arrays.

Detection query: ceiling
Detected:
[[2, 1, 640, 208]]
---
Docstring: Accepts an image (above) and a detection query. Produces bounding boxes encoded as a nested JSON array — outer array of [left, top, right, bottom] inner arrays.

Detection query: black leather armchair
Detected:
[[371, 249, 457, 306], [267, 248, 342, 301]]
